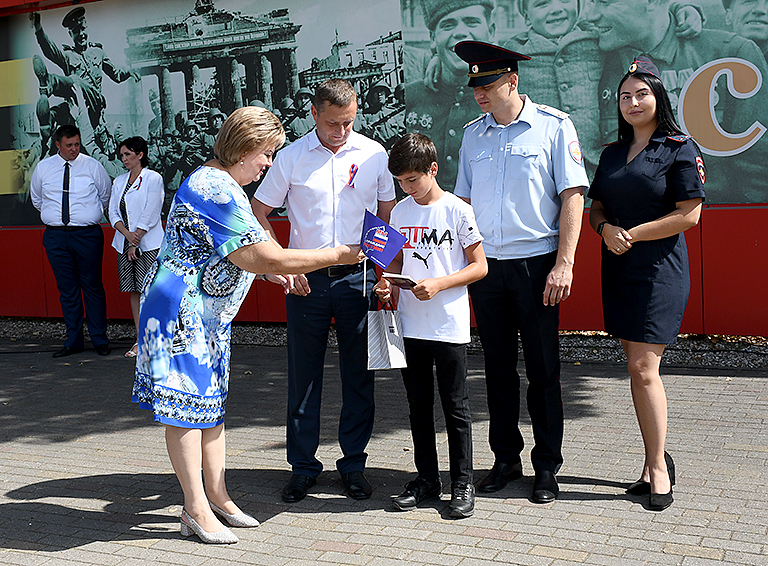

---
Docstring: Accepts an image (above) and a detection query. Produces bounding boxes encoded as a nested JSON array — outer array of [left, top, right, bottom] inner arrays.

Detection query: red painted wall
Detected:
[[2, 207, 766, 336]]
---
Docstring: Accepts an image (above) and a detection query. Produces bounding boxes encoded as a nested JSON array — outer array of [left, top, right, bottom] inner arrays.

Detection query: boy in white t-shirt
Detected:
[[374, 133, 487, 518]]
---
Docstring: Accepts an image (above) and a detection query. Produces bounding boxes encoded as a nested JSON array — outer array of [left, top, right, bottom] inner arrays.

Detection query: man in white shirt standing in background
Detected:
[[31, 124, 112, 358], [252, 79, 396, 503]]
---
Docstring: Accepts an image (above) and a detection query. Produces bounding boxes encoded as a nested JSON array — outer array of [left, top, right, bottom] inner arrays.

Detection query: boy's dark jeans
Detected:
[[401, 338, 473, 484]]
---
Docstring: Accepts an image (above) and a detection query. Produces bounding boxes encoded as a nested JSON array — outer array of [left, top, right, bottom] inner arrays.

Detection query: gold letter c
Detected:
[[678, 58, 766, 157]]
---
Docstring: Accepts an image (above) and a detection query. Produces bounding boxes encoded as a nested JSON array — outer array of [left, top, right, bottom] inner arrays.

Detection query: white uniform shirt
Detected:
[[30, 152, 111, 227], [108, 168, 166, 252], [255, 130, 395, 249], [454, 96, 588, 259], [391, 192, 483, 344]]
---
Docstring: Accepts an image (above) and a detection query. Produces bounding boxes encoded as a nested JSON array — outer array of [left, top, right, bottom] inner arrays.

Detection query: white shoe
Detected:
[[210, 501, 260, 527], [180, 509, 238, 544]]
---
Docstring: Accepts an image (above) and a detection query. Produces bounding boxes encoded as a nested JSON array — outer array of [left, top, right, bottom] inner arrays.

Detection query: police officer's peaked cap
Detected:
[[627, 55, 660, 79], [454, 41, 530, 87], [62, 7, 86, 30], [421, 0, 495, 31]]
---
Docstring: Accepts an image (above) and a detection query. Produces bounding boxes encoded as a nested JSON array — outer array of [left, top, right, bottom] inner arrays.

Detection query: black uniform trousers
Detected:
[[469, 252, 563, 474], [43, 225, 109, 349]]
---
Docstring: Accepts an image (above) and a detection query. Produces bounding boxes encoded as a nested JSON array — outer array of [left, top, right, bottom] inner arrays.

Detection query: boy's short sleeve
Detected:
[[456, 201, 483, 249]]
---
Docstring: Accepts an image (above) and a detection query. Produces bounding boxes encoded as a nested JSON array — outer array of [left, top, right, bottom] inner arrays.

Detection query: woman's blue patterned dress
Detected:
[[131, 166, 268, 428]]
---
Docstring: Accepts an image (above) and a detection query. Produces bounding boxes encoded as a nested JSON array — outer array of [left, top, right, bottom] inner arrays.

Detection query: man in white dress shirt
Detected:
[[252, 79, 396, 502], [30, 124, 112, 357]]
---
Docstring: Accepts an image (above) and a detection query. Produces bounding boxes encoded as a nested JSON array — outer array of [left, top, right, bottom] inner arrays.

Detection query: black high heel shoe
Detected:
[[648, 452, 675, 511], [626, 451, 675, 495], [648, 489, 673, 511], [665, 451, 676, 486]]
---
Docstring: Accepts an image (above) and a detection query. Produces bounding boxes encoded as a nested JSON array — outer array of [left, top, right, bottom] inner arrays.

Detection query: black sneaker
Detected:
[[392, 477, 442, 511], [449, 481, 475, 518]]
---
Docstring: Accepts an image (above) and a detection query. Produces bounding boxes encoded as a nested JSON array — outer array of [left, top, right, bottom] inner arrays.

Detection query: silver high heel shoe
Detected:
[[210, 501, 260, 527], [180, 509, 239, 544]]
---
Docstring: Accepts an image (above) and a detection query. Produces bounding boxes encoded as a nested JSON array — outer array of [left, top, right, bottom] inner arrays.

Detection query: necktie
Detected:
[[62, 162, 70, 225]]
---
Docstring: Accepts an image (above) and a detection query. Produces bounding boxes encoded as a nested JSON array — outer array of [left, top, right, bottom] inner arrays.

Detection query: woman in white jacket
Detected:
[[109, 137, 165, 357]]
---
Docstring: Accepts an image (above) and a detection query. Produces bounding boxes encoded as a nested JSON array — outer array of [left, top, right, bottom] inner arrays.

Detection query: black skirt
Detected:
[[601, 234, 689, 345]]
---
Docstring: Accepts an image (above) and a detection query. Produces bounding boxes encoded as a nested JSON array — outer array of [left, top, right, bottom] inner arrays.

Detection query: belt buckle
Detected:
[[327, 265, 343, 278]]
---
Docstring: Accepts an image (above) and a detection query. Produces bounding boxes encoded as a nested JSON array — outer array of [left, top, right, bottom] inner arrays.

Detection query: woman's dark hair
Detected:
[[616, 72, 684, 141], [119, 136, 149, 167]]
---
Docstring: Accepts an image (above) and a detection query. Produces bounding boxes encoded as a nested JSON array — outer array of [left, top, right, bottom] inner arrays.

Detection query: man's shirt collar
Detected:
[[481, 94, 534, 132]]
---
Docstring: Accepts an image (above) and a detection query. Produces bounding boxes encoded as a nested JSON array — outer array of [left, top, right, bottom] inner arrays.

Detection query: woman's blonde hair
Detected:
[[214, 106, 286, 167]]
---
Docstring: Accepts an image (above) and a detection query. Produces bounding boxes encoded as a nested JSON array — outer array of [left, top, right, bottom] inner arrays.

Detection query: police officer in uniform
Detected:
[[31, 7, 137, 152], [453, 41, 588, 503], [405, 0, 496, 191]]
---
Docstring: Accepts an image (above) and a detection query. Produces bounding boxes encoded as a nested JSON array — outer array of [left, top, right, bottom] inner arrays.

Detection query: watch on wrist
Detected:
[[597, 221, 607, 236]]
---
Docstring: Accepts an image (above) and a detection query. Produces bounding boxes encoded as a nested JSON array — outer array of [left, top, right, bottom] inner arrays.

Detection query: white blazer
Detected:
[[109, 167, 165, 253]]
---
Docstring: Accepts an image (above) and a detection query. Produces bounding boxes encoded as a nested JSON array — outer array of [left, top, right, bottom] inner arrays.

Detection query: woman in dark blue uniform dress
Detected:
[[588, 56, 705, 511]]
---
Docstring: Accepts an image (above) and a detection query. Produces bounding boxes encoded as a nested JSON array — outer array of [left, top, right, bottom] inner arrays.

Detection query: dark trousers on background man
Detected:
[[43, 225, 109, 349]]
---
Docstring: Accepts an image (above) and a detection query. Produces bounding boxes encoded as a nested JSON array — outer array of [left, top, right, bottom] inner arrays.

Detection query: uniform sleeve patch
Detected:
[[696, 156, 706, 184], [569, 141, 583, 164]]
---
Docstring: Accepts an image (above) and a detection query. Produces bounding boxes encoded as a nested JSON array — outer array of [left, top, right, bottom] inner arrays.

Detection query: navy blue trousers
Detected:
[[469, 253, 563, 474], [43, 225, 109, 349], [285, 266, 376, 477]]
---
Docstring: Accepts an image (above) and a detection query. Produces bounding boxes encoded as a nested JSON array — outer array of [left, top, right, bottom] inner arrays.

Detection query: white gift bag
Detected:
[[367, 307, 407, 370]]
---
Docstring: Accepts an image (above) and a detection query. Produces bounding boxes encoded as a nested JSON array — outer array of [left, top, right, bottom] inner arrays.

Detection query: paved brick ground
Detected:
[[0, 338, 766, 565]]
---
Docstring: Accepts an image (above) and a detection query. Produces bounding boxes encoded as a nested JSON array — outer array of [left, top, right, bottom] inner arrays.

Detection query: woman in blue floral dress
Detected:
[[132, 107, 363, 544]]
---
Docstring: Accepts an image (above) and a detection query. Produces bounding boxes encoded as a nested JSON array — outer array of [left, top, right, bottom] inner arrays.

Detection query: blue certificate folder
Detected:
[[360, 210, 407, 269]]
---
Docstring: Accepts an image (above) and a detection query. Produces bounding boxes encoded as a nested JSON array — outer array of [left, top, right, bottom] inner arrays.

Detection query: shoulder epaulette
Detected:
[[537, 104, 569, 119], [464, 114, 485, 128], [666, 134, 690, 142]]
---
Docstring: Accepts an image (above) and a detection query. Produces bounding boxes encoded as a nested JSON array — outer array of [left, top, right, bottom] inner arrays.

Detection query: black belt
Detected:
[[46, 224, 96, 231], [311, 262, 365, 278]]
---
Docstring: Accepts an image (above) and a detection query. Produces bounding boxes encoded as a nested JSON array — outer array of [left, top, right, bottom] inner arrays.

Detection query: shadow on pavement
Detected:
[[0, 339, 609, 445]]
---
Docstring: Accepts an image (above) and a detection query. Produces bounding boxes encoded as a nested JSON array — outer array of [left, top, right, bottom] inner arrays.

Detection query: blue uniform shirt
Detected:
[[455, 96, 589, 259]]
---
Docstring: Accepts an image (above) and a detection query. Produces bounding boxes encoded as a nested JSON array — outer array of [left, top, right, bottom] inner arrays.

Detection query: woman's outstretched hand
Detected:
[[337, 244, 365, 264]]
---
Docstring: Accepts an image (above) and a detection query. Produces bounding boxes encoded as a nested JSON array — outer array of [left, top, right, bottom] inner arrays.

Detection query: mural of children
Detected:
[[505, 0, 703, 174]]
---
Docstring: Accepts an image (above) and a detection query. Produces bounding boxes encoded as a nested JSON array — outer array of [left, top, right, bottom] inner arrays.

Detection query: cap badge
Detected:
[[471, 65, 479, 73], [629, 63, 637, 73]]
